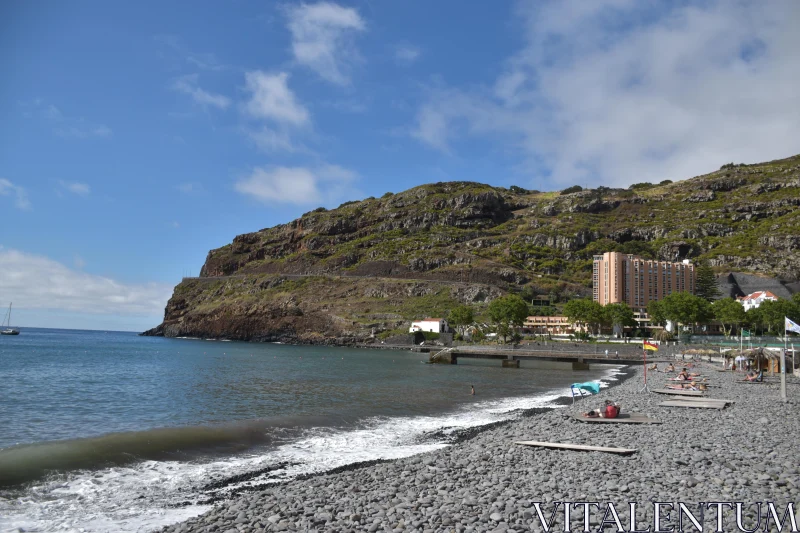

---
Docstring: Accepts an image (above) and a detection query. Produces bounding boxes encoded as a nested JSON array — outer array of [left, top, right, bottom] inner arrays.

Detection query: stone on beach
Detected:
[[159, 364, 800, 532]]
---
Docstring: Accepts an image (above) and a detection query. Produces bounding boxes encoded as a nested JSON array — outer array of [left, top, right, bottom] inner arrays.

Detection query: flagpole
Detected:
[[782, 320, 787, 401], [640, 341, 651, 393]]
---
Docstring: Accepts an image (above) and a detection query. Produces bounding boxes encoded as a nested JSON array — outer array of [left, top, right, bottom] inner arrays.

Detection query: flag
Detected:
[[643, 340, 659, 351], [786, 317, 800, 335]]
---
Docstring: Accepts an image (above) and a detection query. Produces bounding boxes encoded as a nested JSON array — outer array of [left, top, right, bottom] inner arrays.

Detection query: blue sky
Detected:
[[1, 0, 798, 331]]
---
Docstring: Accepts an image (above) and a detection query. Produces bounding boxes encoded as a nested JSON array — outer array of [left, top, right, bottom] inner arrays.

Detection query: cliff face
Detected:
[[145, 154, 800, 342]]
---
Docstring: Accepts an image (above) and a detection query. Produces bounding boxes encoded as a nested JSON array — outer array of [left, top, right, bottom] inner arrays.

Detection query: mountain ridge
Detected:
[[144, 153, 800, 343]]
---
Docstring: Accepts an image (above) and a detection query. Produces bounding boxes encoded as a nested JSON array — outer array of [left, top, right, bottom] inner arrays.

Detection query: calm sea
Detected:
[[0, 328, 622, 532]]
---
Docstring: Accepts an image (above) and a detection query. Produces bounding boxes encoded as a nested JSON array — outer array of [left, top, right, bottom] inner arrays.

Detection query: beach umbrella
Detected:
[[739, 347, 782, 372], [684, 348, 717, 355]]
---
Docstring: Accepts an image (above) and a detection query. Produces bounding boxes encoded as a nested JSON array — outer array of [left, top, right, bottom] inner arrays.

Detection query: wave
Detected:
[[0, 366, 626, 532], [0, 416, 337, 488]]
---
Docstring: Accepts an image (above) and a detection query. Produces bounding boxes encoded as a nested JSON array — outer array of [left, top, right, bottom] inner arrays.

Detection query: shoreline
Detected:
[[160, 364, 799, 532], [183, 366, 633, 507]]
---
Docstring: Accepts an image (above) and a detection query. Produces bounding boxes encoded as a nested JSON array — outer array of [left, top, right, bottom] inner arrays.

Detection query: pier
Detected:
[[425, 344, 672, 369]]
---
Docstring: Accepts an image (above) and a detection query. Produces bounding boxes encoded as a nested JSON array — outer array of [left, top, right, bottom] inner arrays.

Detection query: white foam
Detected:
[[0, 368, 624, 533]]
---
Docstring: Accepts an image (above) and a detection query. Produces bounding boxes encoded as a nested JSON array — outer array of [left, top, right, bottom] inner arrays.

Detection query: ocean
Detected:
[[0, 328, 622, 532]]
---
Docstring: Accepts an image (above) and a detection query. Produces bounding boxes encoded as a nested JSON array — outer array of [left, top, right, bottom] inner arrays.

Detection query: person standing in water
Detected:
[[471, 385, 475, 395]]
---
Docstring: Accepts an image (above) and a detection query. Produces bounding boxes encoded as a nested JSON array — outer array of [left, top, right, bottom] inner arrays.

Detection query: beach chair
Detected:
[[570, 382, 600, 404]]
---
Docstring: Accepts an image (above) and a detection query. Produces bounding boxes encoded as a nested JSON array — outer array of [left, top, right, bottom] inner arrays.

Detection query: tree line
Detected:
[[445, 292, 800, 344]]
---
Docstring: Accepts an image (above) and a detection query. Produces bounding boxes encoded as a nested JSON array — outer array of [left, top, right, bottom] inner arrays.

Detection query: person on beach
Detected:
[[667, 383, 707, 391], [583, 400, 621, 418], [676, 368, 690, 380], [745, 370, 763, 382], [471, 384, 475, 395], [649, 363, 658, 371], [665, 363, 675, 372]]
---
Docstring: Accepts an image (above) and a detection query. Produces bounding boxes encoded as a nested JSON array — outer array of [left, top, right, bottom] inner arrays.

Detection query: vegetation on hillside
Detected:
[[148, 154, 800, 342]]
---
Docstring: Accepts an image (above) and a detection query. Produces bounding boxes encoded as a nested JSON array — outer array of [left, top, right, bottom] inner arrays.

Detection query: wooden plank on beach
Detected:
[[515, 441, 637, 455], [658, 400, 728, 409], [652, 389, 705, 396], [570, 413, 661, 424], [663, 396, 734, 405]]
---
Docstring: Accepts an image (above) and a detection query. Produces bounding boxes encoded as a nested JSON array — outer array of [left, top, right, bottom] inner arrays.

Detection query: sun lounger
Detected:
[[515, 441, 637, 455], [652, 389, 705, 396], [571, 413, 661, 424], [673, 396, 734, 404], [658, 400, 729, 409]]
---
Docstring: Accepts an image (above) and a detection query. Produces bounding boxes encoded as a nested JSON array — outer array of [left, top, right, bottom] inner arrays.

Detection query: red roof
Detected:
[[739, 291, 779, 301]]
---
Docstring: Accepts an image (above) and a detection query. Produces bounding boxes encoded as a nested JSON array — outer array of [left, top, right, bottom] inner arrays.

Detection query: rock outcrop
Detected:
[[146, 154, 800, 342]]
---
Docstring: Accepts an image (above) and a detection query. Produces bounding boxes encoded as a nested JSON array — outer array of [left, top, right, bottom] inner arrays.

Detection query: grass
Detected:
[[187, 153, 799, 305]]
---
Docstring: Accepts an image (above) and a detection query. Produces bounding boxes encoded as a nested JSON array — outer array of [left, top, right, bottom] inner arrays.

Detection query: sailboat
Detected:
[[2, 303, 20, 335]]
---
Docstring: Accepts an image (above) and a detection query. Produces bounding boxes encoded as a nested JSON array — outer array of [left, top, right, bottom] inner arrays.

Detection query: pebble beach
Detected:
[[161, 363, 800, 533]]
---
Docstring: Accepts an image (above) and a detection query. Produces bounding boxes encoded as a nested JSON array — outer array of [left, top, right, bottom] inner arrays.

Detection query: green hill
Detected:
[[144, 153, 800, 343]]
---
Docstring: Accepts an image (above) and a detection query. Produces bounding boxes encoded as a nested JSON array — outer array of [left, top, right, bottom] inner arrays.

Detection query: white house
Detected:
[[738, 291, 779, 312], [409, 318, 449, 334]]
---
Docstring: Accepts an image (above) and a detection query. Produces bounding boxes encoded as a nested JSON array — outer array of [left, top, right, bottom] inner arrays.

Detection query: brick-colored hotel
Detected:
[[592, 252, 696, 311]]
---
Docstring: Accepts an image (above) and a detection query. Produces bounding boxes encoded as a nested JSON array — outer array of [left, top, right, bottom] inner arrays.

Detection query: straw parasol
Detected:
[[728, 347, 784, 372], [684, 348, 718, 355]]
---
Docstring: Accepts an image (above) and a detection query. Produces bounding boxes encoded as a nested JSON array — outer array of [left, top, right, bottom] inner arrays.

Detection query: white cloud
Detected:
[[21, 100, 112, 139], [155, 34, 231, 72], [234, 164, 357, 205], [243, 71, 310, 126], [0, 178, 31, 209], [171, 74, 231, 109], [0, 249, 173, 317], [394, 45, 421, 65], [54, 122, 112, 139], [412, 105, 453, 153], [58, 180, 91, 196], [242, 71, 312, 153], [286, 2, 366, 85], [176, 182, 203, 194], [412, 0, 800, 187], [246, 127, 306, 154]]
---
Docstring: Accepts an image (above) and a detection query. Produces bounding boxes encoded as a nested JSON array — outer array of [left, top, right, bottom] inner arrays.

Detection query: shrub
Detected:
[[509, 185, 528, 194], [381, 192, 394, 198], [560, 185, 583, 195], [630, 182, 654, 190], [659, 179, 673, 186]]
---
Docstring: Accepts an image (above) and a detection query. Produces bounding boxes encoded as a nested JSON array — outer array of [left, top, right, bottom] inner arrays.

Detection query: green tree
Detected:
[[448, 305, 475, 338], [793, 293, 800, 306], [756, 299, 800, 333], [563, 298, 607, 337], [745, 306, 765, 335], [695, 261, 721, 302], [647, 300, 667, 328], [605, 302, 636, 337], [660, 291, 712, 333], [488, 295, 529, 343], [711, 297, 746, 337]]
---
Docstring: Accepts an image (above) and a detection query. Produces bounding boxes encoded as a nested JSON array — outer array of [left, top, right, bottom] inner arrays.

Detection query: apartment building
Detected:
[[522, 316, 586, 336], [592, 251, 696, 311]]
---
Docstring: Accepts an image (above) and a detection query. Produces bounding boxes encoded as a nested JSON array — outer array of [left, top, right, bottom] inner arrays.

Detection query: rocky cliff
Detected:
[[144, 154, 800, 342]]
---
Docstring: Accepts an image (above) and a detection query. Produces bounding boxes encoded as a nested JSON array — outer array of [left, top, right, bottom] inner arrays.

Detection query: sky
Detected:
[[1, 0, 799, 331]]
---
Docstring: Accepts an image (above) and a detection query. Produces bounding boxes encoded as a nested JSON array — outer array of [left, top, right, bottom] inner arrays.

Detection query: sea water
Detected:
[[0, 328, 622, 532]]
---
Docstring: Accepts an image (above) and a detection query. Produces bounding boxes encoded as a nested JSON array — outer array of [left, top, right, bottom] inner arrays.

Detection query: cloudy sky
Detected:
[[1, 0, 798, 331]]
